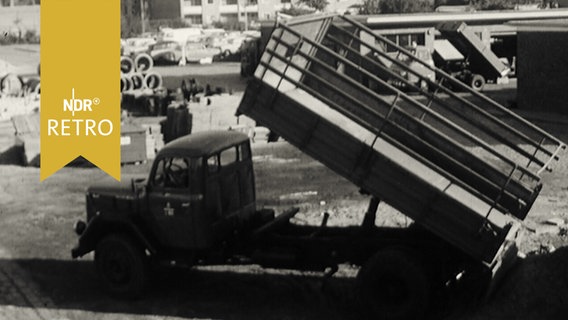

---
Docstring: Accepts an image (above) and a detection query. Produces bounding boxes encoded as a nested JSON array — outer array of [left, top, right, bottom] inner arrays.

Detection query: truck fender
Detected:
[[72, 215, 157, 258]]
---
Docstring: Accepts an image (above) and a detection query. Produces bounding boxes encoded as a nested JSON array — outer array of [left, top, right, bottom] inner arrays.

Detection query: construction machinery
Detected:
[[436, 21, 511, 91]]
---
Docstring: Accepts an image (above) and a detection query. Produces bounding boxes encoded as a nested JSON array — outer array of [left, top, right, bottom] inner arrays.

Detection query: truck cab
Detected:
[[145, 130, 256, 248], [72, 131, 266, 296], [390, 45, 436, 91]]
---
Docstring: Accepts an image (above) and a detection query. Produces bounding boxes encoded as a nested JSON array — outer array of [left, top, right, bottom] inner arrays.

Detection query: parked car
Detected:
[[149, 41, 184, 65], [123, 37, 157, 57], [159, 27, 202, 44], [205, 35, 247, 58], [219, 36, 248, 58], [201, 28, 226, 38], [203, 35, 224, 50], [185, 42, 221, 64]]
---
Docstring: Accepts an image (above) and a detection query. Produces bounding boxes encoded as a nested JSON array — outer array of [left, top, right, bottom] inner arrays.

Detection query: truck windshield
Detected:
[[153, 157, 203, 190]]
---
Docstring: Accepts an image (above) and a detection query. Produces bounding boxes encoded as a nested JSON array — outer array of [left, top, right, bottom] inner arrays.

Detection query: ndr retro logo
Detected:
[[47, 88, 114, 137]]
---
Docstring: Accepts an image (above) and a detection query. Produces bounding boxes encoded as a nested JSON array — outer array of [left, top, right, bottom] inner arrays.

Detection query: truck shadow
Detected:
[[4, 258, 361, 320], [6, 248, 567, 320]]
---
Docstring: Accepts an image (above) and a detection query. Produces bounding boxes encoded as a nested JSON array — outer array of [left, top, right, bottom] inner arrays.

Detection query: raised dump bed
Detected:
[[237, 14, 565, 265], [438, 21, 510, 80]]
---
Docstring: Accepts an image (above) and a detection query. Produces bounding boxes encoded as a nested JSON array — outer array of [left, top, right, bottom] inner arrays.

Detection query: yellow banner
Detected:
[[41, 1, 121, 181]]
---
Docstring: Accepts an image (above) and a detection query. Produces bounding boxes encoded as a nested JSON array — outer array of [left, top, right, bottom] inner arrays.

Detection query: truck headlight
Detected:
[[74, 220, 86, 235]]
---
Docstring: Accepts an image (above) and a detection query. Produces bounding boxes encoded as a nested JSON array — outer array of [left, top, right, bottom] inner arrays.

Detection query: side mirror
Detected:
[[131, 178, 147, 196]]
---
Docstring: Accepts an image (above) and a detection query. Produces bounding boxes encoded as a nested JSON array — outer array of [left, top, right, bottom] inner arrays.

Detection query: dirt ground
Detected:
[[1, 46, 568, 319]]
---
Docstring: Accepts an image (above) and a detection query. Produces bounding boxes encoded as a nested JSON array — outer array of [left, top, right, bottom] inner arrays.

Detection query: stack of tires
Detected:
[[120, 53, 162, 93], [121, 53, 169, 116]]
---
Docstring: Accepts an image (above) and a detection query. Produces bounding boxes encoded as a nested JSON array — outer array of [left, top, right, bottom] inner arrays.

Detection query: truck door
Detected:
[[147, 156, 203, 249], [204, 146, 244, 241]]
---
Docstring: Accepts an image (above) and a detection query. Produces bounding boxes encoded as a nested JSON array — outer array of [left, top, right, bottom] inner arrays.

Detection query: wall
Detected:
[[202, 0, 221, 26], [0, 5, 39, 35], [517, 31, 568, 114]]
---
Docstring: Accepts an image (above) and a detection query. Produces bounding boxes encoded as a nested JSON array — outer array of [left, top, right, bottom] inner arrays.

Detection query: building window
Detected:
[[397, 34, 425, 47], [282, 0, 291, 3], [208, 0, 213, 3], [380, 33, 425, 52], [222, 0, 238, 4], [2, 0, 40, 5], [220, 13, 238, 24], [185, 0, 202, 6], [184, 14, 203, 25], [382, 35, 397, 53]]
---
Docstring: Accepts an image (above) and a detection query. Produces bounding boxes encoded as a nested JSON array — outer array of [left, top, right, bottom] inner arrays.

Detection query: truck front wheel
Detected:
[[356, 247, 430, 320], [95, 234, 149, 299], [470, 74, 485, 91]]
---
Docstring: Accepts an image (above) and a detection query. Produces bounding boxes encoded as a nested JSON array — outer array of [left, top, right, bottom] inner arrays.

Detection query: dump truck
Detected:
[[435, 21, 510, 91], [72, 14, 565, 320], [388, 45, 436, 91]]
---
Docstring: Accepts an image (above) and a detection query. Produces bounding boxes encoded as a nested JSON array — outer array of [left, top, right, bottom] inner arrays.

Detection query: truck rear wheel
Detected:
[[356, 247, 430, 320], [95, 234, 148, 299], [470, 74, 485, 91]]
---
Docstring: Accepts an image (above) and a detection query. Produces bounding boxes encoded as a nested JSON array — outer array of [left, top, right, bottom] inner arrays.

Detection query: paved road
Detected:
[[0, 247, 62, 320]]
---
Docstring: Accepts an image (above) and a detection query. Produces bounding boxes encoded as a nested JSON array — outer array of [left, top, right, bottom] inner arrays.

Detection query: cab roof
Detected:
[[157, 130, 249, 158]]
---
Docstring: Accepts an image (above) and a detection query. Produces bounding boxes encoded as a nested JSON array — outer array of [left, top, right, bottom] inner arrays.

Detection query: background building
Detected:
[[148, 0, 292, 28], [514, 19, 568, 114], [0, 1, 39, 37], [122, 0, 150, 36], [0, 0, 40, 6]]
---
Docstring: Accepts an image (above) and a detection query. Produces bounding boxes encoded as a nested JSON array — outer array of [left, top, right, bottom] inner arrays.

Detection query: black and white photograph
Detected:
[[1, 0, 568, 319]]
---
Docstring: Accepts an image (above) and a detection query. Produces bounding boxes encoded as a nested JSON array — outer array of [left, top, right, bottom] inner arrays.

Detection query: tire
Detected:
[[470, 74, 485, 92], [134, 53, 154, 73], [0, 73, 24, 96], [120, 56, 135, 75], [130, 73, 144, 90], [356, 247, 430, 320], [95, 234, 148, 299], [144, 72, 163, 90], [120, 76, 133, 92]]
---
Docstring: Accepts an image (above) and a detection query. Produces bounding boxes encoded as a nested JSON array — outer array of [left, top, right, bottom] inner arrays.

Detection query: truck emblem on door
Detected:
[[164, 202, 175, 216]]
